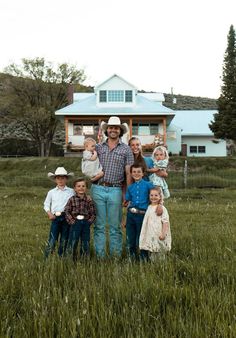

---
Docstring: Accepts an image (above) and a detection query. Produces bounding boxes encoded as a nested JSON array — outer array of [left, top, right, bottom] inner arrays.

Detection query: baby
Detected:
[[81, 137, 104, 182]]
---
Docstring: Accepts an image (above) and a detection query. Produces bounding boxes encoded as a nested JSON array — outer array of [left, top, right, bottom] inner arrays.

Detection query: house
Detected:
[[168, 110, 227, 157], [55, 74, 226, 157]]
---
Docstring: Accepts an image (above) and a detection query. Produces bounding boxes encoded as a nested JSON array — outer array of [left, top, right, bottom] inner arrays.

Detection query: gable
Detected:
[[95, 74, 137, 92]]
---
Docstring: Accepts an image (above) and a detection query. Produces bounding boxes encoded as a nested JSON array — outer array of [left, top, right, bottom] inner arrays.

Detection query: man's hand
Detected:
[[123, 200, 129, 207]]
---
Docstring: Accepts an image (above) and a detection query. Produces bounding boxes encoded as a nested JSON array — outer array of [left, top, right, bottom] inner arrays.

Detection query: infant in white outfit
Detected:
[[81, 137, 104, 182]]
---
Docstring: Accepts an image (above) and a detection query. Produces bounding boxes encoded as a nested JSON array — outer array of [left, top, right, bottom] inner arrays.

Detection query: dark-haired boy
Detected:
[[123, 164, 154, 260], [65, 178, 96, 260]]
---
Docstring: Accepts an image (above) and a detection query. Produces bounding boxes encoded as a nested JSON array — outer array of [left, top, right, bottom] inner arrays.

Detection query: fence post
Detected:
[[184, 159, 188, 188]]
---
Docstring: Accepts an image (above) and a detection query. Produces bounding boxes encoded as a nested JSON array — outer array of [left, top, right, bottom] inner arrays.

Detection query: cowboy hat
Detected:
[[101, 116, 128, 134], [48, 167, 74, 179]]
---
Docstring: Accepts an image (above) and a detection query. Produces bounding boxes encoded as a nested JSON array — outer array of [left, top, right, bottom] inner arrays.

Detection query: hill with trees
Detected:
[[163, 93, 217, 110]]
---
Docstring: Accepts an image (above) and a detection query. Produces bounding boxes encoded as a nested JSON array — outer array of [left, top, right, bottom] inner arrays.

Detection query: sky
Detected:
[[0, 0, 236, 98]]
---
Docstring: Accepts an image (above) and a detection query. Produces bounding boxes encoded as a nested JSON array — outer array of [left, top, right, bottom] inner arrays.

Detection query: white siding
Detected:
[[183, 136, 227, 157]]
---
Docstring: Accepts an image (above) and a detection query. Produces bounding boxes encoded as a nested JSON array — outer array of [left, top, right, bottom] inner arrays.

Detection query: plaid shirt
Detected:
[[64, 194, 96, 225], [96, 140, 134, 185]]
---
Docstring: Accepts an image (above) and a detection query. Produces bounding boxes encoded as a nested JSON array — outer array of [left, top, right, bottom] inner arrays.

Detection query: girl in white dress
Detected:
[[139, 187, 171, 261]]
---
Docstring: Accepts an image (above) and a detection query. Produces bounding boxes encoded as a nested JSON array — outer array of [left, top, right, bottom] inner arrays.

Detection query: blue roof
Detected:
[[170, 110, 218, 136], [56, 94, 174, 116]]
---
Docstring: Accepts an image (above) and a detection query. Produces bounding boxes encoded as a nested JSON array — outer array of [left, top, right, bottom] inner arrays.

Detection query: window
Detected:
[[99, 89, 133, 103], [190, 146, 197, 153], [150, 124, 159, 135], [125, 90, 133, 102], [189, 145, 206, 154], [73, 124, 82, 135], [108, 90, 124, 102], [198, 146, 206, 153], [167, 131, 177, 140], [83, 125, 94, 135], [99, 90, 107, 102], [73, 124, 98, 136], [132, 123, 158, 136]]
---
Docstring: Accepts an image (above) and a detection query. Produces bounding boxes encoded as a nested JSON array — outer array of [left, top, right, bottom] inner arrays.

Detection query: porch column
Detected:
[[129, 118, 132, 138], [65, 117, 69, 146], [163, 118, 167, 146]]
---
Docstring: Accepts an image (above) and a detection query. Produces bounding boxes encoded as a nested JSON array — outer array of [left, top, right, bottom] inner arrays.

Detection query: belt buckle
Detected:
[[55, 211, 62, 217], [76, 215, 85, 220], [130, 208, 137, 213]]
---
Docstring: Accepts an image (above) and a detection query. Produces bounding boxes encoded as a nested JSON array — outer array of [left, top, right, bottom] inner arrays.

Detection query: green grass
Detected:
[[0, 183, 235, 337], [0, 158, 236, 337]]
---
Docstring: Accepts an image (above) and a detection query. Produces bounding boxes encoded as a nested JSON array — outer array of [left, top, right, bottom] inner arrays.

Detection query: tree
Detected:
[[209, 25, 236, 145], [0, 58, 86, 156]]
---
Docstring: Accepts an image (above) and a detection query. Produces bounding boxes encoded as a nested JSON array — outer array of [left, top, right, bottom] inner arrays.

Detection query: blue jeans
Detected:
[[126, 211, 145, 260], [90, 184, 123, 258], [67, 220, 90, 261], [44, 215, 70, 258]]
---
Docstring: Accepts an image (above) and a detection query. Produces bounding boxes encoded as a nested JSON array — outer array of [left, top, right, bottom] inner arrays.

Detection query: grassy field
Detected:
[[0, 158, 236, 337]]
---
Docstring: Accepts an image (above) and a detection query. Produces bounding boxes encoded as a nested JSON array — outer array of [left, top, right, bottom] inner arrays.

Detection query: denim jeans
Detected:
[[44, 215, 70, 258], [126, 211, 145, 260], [67, 219, 90, 261], [90, 184, 123, 257]]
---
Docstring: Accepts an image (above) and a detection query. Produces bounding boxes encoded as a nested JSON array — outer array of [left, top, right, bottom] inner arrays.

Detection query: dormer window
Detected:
[[108, 90, 124, 102], [99, 90, 107, 102], [99, 90, 133, 103]]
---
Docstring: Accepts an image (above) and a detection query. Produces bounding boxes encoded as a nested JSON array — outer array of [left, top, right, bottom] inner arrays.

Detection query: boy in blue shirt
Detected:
[[124, 164, 154, 260]]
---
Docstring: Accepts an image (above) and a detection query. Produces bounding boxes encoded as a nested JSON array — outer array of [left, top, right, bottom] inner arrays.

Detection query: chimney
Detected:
[[67, 84, 74, 104]]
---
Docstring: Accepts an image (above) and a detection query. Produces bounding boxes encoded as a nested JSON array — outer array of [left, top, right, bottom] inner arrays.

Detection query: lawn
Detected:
[[0, 158, 235, 337]]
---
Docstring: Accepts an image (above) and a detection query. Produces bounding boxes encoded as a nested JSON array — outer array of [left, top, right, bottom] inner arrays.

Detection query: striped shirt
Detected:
[[64, 194, 96, 225], [96, 140, 134, 185]]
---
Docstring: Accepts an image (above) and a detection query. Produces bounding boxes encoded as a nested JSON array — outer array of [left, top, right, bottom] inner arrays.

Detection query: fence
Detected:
[[1, 163, 236, 189]]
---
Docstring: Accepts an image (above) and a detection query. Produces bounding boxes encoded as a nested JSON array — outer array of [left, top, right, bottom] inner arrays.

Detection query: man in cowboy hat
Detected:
[[90, 116, 134, 258], [44, 167, 74, 258]]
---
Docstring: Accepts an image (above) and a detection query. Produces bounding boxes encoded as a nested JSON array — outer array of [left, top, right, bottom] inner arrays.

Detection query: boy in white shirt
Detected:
[[44, 167, 74, 258]]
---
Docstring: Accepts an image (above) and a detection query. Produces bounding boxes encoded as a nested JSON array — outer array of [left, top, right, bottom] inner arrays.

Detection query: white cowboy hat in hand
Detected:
[[101, 116, 128, 134], [48, 167, 74, 179]]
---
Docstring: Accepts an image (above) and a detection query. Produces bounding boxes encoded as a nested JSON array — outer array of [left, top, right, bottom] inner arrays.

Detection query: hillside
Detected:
[[163, 93, 218, 110]]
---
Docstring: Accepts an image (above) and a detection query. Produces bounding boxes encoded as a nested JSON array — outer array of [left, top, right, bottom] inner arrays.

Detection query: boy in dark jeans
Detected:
[[123, 164, 154, 261], [44, 167, 74, 258], [65, 178, 96, 261]]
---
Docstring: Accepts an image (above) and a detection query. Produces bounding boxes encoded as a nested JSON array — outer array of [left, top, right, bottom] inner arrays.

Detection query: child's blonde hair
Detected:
[[152, 146, 169, 160], [83, 137, 96, 147], [150, 186, 164, 204]]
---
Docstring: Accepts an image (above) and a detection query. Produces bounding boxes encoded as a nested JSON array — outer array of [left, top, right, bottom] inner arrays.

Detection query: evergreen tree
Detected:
[[209, 25, 236, 144]]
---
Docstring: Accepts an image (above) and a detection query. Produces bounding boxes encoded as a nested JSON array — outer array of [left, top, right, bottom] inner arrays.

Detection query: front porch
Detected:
[[63, 115, 168, 155]]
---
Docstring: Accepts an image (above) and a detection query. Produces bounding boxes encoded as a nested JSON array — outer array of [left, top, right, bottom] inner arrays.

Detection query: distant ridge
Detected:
[[163, 93, 218, 110]]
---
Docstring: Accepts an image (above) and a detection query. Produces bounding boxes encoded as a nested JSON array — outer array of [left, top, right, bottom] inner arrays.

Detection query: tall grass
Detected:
[[0, 182, 235, 337]]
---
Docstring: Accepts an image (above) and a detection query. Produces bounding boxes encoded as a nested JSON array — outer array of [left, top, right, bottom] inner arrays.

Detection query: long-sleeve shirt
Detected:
[[64, 194, 96, 225], [43, 186, 75, 214], [125, 179, 154, 210], [96, 140, 134, 185]]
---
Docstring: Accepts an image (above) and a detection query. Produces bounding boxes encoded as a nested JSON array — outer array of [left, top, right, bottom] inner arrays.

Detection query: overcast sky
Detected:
[[0, 0, 236, 98]]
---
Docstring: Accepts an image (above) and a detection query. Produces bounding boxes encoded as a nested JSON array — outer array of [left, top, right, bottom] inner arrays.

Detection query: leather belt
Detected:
[[93, 181, 121, 187], [128, 208, 146, 215]]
